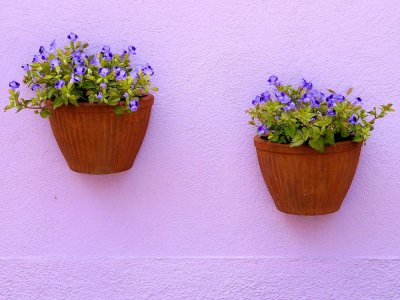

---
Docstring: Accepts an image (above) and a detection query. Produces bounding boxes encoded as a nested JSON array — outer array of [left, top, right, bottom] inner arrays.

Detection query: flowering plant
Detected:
[[247, 75, 394, 152], [5, 32, 158, 117]]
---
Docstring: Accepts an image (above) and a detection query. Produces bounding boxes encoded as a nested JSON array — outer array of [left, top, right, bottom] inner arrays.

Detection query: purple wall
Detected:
[[1, 0, 400, 298]]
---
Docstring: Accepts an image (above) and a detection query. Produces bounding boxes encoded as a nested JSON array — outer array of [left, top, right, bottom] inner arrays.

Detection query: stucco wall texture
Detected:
[[0, 0, 400, 299]]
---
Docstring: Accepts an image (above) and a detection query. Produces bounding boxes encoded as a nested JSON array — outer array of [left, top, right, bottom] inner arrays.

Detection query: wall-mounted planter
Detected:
[[254, 136, 362, 215], [48, 94, 154, 174]]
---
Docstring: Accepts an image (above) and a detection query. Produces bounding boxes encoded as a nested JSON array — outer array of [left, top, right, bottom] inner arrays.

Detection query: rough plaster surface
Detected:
[[0, 0, 400, 299]]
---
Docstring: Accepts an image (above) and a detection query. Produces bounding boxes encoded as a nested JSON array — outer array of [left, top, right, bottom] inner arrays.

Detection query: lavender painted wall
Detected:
[[1, 0, 400, 299]]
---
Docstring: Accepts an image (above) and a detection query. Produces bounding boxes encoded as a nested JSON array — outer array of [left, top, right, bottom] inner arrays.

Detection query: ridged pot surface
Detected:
[[254, 136, 362, 215], [48, 94, 154, 174]]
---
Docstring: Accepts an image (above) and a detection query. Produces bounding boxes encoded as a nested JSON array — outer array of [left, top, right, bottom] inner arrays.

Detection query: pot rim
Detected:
[[254, 135, 362, 154], [46, 93, 154, 107]]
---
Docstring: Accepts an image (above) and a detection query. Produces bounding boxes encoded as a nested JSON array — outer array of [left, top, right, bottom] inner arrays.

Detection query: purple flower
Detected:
[[49, 40, 56, 53], [9, 81, 20, 89], [120, 50, 128, 59], [326, 109, 336, 116], [70, 74, 81, 83], [101, 45, 111, 53], [348, 114, 358, 125], [41, 52, 49, 60], [67, 32, 78, 42], [275, 91, 291, 104], [31, 84, 40, 91], [128, 45, 136, 55], [99, 67, 110, 77], [55, 79, 65, 89], [252, 95, 261, 105], [260, 91, 271, 103], [74, 66, 86, 76], [353, 97, 363, 106], [90, 56, 100, 66], [311, 98, 321, 108], [21, 64, 30, 71], [39, 46, 45, 54], [116, 69, 127, 80], [123, 92, 129, 98], [32, 55, 41, 63], [102, 51, 113, 61], [283, 101, 296, 111], [257, 125, 268, 135], [268, 75, 279, 85], [326, 94, 336, 107], [143, 64, 154, 76], [100, 83, 107, 88], [128, 99, 139, 112], [50, 58, 60, 68], [131, 64, 143, 78], [72, 51, 87, 65], [334, 94, 345, 102], [96, 92, 103, 99], [310, 117, 316, 122], [301, 78, 313, 90]]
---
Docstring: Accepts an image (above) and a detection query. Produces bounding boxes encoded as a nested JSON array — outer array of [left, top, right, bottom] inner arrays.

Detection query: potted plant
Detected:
[[5, 33, 158, 174], [247, 75, 394, 215]]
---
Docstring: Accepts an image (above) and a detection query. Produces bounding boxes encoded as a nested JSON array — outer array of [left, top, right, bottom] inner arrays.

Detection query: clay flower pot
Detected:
[[254, 136, 362, 215], [48, 94, 154, 174]]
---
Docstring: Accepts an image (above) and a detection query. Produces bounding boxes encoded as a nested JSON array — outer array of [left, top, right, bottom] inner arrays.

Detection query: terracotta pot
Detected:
[[48, 94, 154, 174], [254, 136, 362, 215]]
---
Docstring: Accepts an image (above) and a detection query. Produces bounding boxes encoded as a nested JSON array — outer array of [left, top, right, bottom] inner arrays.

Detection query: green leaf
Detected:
[[309, 138, 325, 152], [151, 86, 159, 92], [290, 131, 304, 147], [53, 97, 64, 109], [40, 109, 51, 118], [324, 129, 335, 146], [114, 106, 125, 116]]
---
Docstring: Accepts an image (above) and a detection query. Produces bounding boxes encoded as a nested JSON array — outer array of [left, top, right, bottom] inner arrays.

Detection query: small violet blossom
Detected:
[[67, 32, 78, 42], [348, 114, 358, 125], [301, 78, 313, 90], [116, 69, 127, 80], [128, 45, 136, 55], [128, 99, 139, 112], [283, 101, 296, 112], [257, 125, 268, 135], [275, 91, 291, 104], [267, 75, 279, 85], [101, 45, 111, 53], [50, 58, 60, 68], [353, 97, 363, 106], [99, 67, 110, 77], [91, 56, 100, 66], [49, 40, 56, 53], [55, 79, 65, 89], [96, 92, 103, 99], [31, 84, 40, 91], [326, 109, 336, 117], [260, 91, 271, 103], [21, 64, 30, 71], [102, 51, 113, 61], [74, 66, 86, 76], [100, 83, 107, 88], [143, 64, 154, 76], [9, 81, 20, 89]]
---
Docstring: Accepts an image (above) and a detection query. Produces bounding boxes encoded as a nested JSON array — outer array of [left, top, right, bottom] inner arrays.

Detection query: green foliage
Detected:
[[5, 39, 157, 117], [247, 82, 394, 152]]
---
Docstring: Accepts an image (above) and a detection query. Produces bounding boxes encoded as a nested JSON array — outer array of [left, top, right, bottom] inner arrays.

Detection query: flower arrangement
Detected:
[[247, 75, 394, 152], [5, 32, 158, 117]]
